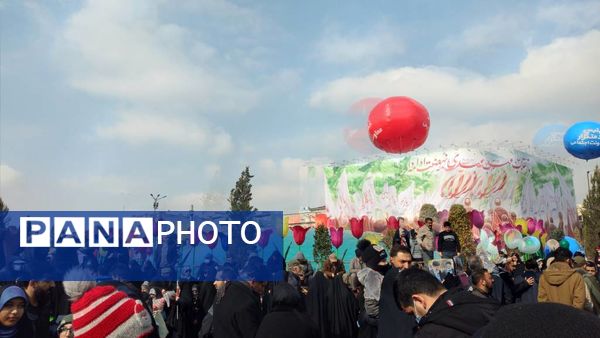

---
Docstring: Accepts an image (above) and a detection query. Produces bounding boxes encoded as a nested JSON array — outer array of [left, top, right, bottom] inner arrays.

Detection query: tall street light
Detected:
[[150, 193, 167, 211]]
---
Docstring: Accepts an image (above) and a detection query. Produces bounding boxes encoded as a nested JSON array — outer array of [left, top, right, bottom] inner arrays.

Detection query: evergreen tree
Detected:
[[0, 197, 8, 226], [313, 224, 332, 269], [583, 166, 600, 257], [228, 167, 257, 211], [448, 204, 475, 255]]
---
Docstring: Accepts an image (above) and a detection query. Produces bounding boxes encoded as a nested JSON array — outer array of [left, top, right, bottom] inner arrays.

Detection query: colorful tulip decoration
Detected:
[[387, 216, 399, 230], [283, 216, 289, 238], [201, 230, 217, 249], [350, 217, 364, 239], [330, 226, 344, 249], [470, 210, 485, 229], [515, 219, 528, 236], [499, 223, 515, 234], [327, 217, 339, 228], [291, 226, 309, 246], [258, 228, 273, 248]]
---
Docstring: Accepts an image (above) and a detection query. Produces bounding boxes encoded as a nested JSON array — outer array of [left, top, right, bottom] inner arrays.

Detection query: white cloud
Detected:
[[59, 0, 258, 114], [253, 157, 308, 212], [163, 192, 227, 211], [97, 113, 233, 154], [0, 164, 21, 186], [310, 30, 600, 121], [537, 1, 600, 32], [314, 25, 404, 65], [439, 15, 529, 52]]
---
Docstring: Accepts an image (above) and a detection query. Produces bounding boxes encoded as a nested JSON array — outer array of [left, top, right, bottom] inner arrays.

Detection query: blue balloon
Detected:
[[563, 121, 600, 160], [563, 236, 584, 254]]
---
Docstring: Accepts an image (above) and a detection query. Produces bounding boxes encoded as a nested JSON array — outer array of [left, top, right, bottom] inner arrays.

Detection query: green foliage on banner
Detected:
[[419, 204, 438, 223], [583, 167, 600, 257], [313, 224, 332, 269], [323, 158, 434, 199], [449, 204, 475, 255]]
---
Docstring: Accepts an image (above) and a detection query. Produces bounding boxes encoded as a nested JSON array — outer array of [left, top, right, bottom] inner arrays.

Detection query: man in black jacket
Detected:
[[437, 222, 460, 259], [213, 280, 265, 338], [378, 246, 416, 338], [491, 259, 533, 305], [393, 268, 499, 337]]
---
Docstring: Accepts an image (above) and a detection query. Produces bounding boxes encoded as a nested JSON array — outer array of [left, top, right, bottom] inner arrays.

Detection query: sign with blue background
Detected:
[[0, 211, 283, 282]]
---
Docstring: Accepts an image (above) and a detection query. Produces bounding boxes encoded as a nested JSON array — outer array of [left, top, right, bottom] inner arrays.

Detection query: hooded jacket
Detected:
[[416, 288, 499, 337], [538, 261, 585, 309]]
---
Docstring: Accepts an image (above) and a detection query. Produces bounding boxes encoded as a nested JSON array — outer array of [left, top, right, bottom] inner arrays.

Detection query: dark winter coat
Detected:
[[255, 305, 319, 338], [415, 289, 500, 338], [213, 282, 262, 338], [377, 268, 416, 338]]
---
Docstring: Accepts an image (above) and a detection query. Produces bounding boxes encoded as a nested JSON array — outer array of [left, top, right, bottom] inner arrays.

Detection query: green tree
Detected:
[[313, 224, 332, 269], [0, 197, 8, 227], [228, 167, 257, 211], [448, 204, 475, 255], [583, 166, 600, 257]]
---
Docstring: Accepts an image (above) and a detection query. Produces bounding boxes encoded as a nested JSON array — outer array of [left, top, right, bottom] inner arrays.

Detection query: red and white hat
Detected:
[[70, 285, 154, 338]]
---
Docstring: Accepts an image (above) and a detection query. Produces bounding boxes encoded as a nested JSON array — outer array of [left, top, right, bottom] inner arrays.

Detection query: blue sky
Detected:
[[1, 0, 599, 212]]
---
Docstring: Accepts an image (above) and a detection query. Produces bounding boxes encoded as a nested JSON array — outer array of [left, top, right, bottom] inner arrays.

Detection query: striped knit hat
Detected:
[[70, 285, 154, 338]]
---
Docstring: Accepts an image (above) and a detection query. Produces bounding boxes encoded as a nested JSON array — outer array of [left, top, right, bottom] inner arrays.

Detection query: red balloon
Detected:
[[368, 96, 430, 153]]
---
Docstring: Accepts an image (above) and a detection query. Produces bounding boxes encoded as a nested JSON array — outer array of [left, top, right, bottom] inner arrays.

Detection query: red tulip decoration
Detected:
[[330, 226, 344, 249], [350, 217, 364, 239], [534, 219, 544, 233], [469, 210, 485, 229], [387, 216, 400, 230], [526, 218, 536, 235], [291, 226, 309, 246]]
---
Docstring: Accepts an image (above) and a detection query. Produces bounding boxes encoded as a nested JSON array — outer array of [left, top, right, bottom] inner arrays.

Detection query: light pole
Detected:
[[150, 193, 167, 211]]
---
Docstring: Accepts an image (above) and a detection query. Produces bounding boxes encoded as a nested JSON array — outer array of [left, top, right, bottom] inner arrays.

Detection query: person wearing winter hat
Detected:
[[62, 267, 154, 338], [348, 239, 370, 291], [0, 285, 27, 338], [56, 314, 73, 338], [357, 244, 389, 337]]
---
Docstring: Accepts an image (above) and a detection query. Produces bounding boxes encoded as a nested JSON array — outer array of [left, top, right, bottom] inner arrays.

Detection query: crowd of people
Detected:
[[1, 221, 600, 337]]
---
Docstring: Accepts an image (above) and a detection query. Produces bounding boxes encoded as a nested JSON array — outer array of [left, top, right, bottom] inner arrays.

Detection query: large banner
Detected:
[[317, 149, 579, 238]]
